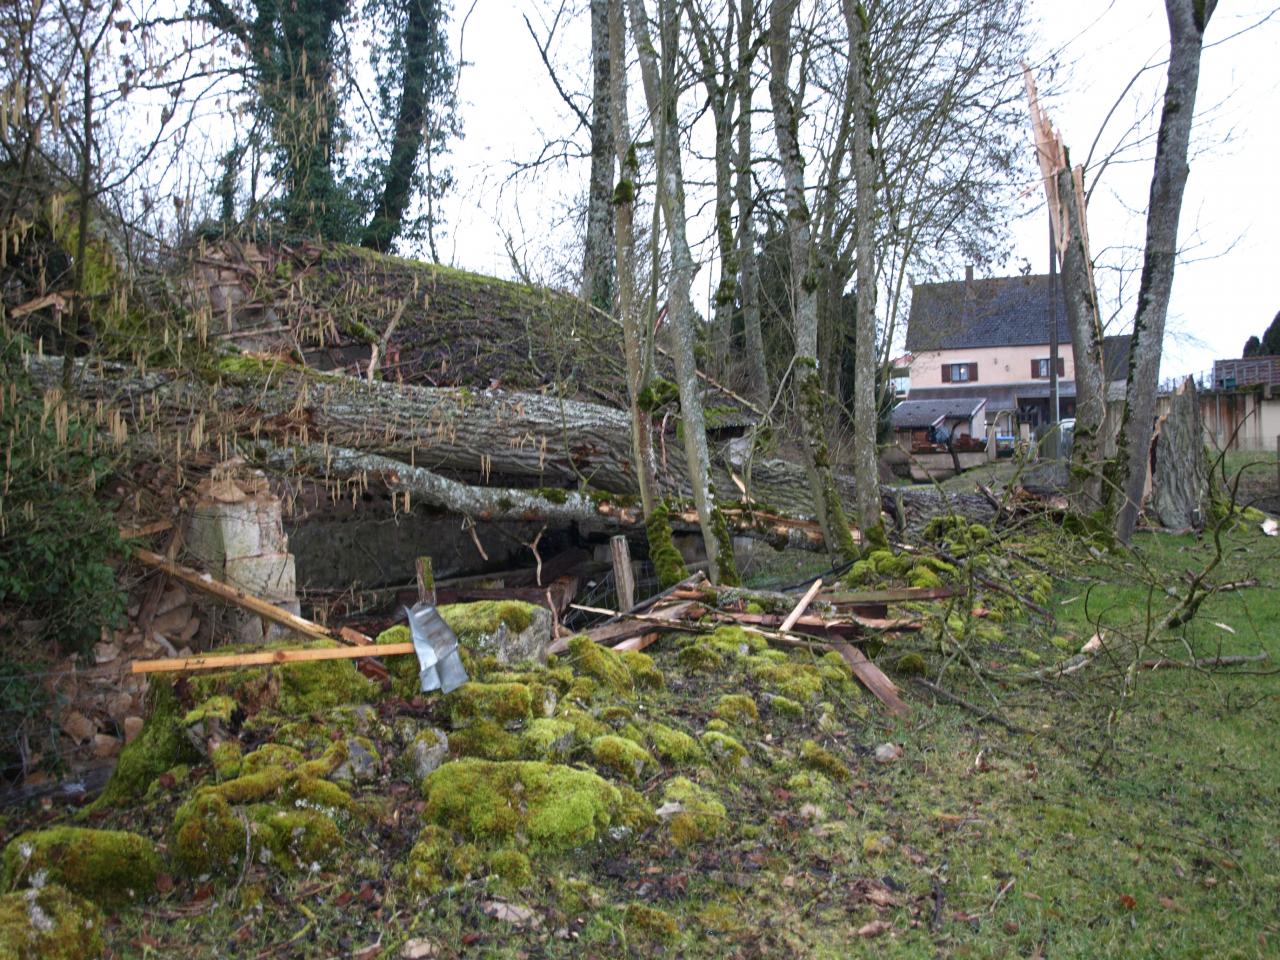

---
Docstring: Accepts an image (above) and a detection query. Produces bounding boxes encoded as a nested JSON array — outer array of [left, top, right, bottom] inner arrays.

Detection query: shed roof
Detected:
[[891, 396, 986, 429]]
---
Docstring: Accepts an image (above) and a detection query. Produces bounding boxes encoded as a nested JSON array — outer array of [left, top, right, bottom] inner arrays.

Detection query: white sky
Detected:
[[432, 0, 1280, 381]]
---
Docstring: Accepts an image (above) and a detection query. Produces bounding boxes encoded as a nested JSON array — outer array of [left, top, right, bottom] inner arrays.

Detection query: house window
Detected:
[[942, 362, 978, 383], [1032, 358, 1066, 379]]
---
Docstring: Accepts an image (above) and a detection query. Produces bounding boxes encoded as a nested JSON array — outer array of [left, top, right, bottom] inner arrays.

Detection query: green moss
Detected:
[[646, 502, 690, 589], [800, 740, 851, 782], [676, 642, 725, 672], [554, 706, 610, 744], [710, 507, 741, 586], [422, 759, 621, 851], [448, 719, 523, 761], [172, 794, 247, 876], [187, 639, 377, 716], [713, 694, 759, 725], [289, 776, 356, 814], [402, 825, 455, 895], [590, 735, 655, 782], [448, 682, 534, 728], [440, 600, 536, 639], [615, 784, 659, 831], [661, 777, 727, 847], [241, 743, 305, 775], [521, 718, 577, 762], [637, 378, 679, 412], [748, 659, 824, 702], [1, 828, 160, 907], [0, 884, 104, 960], [90, 680, 199, 809], [704, 718, 730, 733], [182, 695, 236, 727], [248, 806, 342, 872], [486, 848, 533, 890], [700, 731, 748, 770], [706, 625, 766, 656], [894, 653, 927, 677], [646, 723, 704, 764], [534, 486, 570, 505], [616, 650, 664, 690], [767, 695, 805, 719], [624, 903, 679, 944], [567, 636, 633, 694], [908, 566, 943, 589]]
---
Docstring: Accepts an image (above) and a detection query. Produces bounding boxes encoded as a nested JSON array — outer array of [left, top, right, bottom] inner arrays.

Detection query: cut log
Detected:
[[1150, 377, 1211, 530]]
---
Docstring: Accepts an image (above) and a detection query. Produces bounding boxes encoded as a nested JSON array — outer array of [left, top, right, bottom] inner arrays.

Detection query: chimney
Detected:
[[965, 264, 974, 285]]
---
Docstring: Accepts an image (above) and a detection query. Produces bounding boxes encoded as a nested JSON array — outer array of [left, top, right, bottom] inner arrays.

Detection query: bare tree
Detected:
[[583, 0, 616, 308], [625, 0, 738, 583], [1110, 0, 1217, 544]]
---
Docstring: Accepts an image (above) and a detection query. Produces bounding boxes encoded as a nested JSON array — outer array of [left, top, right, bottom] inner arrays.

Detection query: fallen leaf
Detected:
[[654, 801, 684, 818], [874, 743, 903, 764], [1158, 896, 1187, 913], [400, 938, 441, 959], [1004, 920, 1020, 934], [1081, 632, 1105, 654], [1213, 622, 1236, 635], [1117, 894, 1137, 911], [482, 901, 541, 928], [857, 920, 891, 938], [154, 873, 173, 895]]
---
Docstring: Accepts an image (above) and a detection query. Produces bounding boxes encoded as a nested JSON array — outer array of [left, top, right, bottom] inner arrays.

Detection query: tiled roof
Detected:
[[890, 396, 986, 429], [905, 274, 1069, 352]]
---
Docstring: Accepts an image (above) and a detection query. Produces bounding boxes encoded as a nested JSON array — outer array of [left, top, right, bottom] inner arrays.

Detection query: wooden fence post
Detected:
[[610, 536, 636, 613]]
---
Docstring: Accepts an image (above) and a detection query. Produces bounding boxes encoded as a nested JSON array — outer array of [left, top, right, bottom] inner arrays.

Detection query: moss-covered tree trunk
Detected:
[[625, 0, 738, 585], [583, 0, 616, 310], [609, 0, 658, 518], [767, 0, 857, 562], [842, 0, 884, 549]]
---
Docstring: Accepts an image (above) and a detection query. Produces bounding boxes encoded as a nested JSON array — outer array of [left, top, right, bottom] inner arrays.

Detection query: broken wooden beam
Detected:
[[829, 641, 911, 719], [780, 579, 823, 633], [132, 641, 417, 674], [821, 586, 959, 604]]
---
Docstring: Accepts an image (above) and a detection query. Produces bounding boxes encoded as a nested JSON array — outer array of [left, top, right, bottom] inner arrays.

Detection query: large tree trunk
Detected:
[[767, 0, 857, 561], [1024, 66, 1108, 512], [582, 0, 616, 310], [1112, 0, 1215, 544], [609, 0, 659, 516], [626, 0, 735, 584], [843, 0, 883, 547]]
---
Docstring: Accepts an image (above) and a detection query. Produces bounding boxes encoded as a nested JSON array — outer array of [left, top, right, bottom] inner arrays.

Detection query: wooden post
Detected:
[[1275, 435, 1279, 494], [609, 536, 636, 613], [416, 557, 436, 605]]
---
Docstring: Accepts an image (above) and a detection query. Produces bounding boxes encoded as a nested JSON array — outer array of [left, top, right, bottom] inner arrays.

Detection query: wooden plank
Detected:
[[549, 601, 699, 654], [829, 641, 911, 718], [610, 536, 636, 613], [132, 547, 336, 642], [132, 641, 418, 674], [611, 632, 659, 652], [780, 579, 823, 633], [118, 519, 175, 540], [822, 586, 958, 604]]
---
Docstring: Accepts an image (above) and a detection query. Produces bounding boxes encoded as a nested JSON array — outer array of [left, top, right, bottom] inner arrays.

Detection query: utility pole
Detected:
[[1048, 216, 1060, 427]]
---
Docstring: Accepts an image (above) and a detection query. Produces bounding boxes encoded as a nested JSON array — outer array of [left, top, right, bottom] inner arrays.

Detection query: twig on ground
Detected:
[[911, 678, 1030, 734]]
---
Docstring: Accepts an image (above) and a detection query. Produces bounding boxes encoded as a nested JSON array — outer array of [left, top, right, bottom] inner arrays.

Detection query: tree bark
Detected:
[[735, 0, 769, 406], [626, 0, 733, 583], [609, 0, 659, 516], [767, 0, 858, 561], [843, 0, 883, 546], [1112, 0, 1215, 544], [1149, 377, 1209, 531], [582, 0, 616, 310]]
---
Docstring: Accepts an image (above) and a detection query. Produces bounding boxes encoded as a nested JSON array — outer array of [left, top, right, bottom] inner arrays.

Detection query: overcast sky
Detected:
[[432, 0, 1280, 382]]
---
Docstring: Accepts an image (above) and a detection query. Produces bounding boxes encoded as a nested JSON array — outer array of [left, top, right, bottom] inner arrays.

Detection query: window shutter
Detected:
[[942, 364, 951, 383], [1057, 357, 1065, 376], [1031, 359, 1040, 378], [969, 363, 979, 382]]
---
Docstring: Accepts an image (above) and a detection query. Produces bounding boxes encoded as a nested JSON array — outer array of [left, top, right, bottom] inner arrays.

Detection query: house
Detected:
[[904, 268, 1129, 441], [885, 396, 989, 480]]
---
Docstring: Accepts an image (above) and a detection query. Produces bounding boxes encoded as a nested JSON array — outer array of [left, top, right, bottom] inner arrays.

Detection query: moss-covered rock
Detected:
[[521, 718, 576, 762], [402, 727, 450, 778], [422, 759, 621, 851], [713, 694, 759, 725], [676, 643, 725, 673], [646, 723, 703, 765], [486, 848, 533, 890], [893, 653, 927, 677], [590, 735, 655, 782], [90, 680, 199, 809], [241, 743, 305, 775], [0, 884, 104, 960], [747, 658, 824, 702], [660, 777, 727, 847], [799, 740, 851, 782], [765, 694, 805, 719], [616, 650, 664, 690], [448, 682, 536, 728], [188, 639, 377, 717], [700, 731, 748, 770], [566, 636, 633, 694], [554, 706, 611, 745], [447, 719, 523, 761], [249, 806, 342, 872], [1, 827, 160, 907], [440, 600, 550, 665], [172, 794, 247, 876], [331, 736, 381, 783], [401, 825, 455, 895]]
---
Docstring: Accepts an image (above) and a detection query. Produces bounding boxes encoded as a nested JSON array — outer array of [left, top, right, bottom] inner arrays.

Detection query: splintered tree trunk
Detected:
[[609, 0, 659, 517], [583, 0, 616, 311], [1149, 378, 1209, 531], [768, 0, 857, 561], [843, 0, 883, 547], [626, 0, 734, 584], [1112, 0, 1215, 544], [1024, 65, 1108, 512]]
